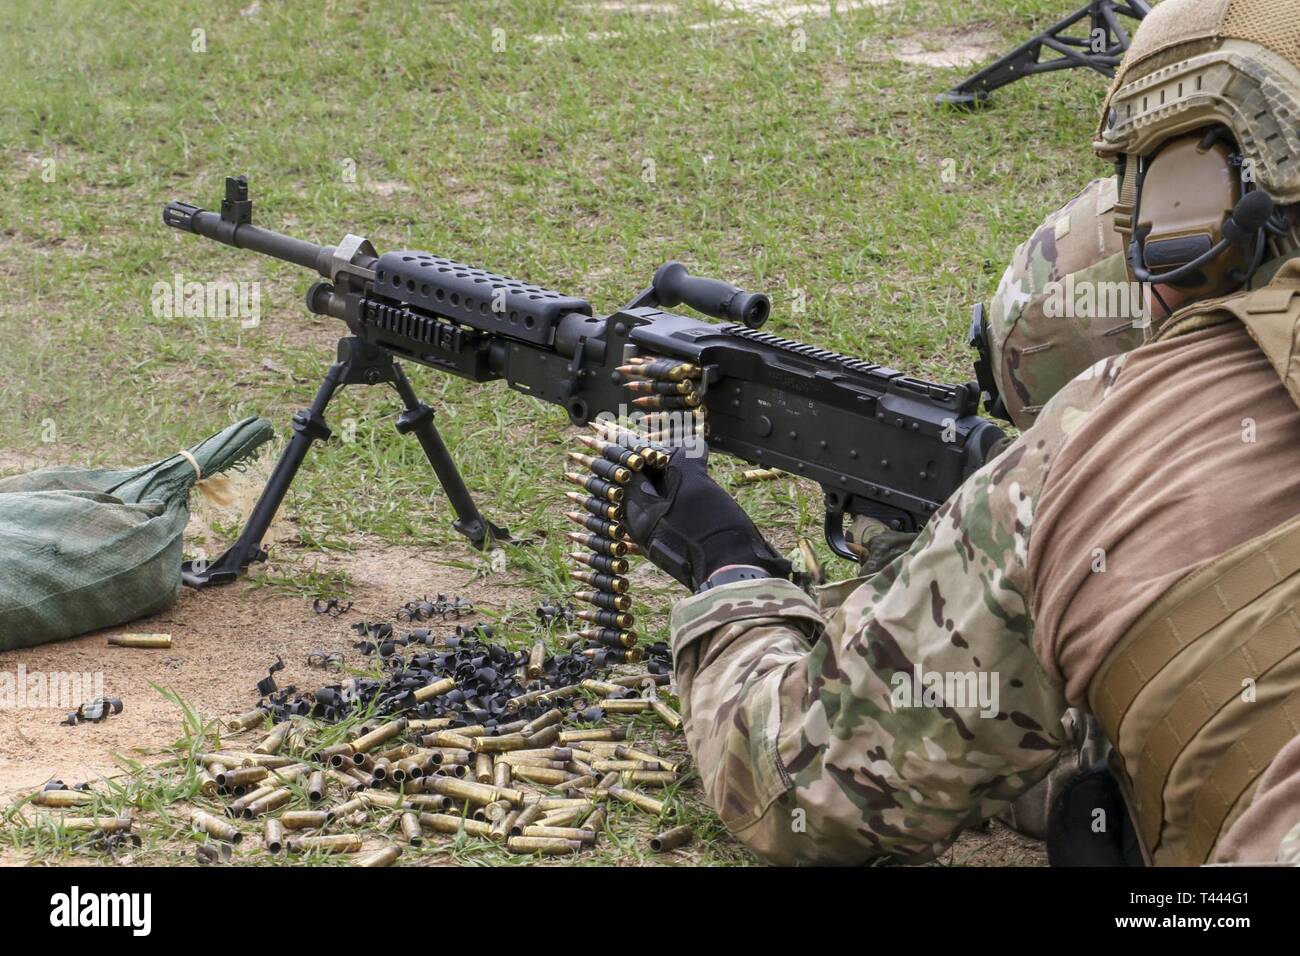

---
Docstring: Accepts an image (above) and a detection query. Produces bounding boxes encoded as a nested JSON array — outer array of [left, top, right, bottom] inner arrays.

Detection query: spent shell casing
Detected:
[[307, 771, 327, 802], [511, 766, 576, 786], [570, 570, 628, 593], [287, 834, 363, 854], [328, 797, 368, 820], [593, 759, 659, 772], [579, 627, 637, 648], [394, 756, 426, 780], [419, 812, 493, 838], [566, 533, 627, 557], [328, 768, 362, 794], [355, 844, 402, 867], [351, 752, 376, 771], [423, 731, 478, 751], [558, 774, 598, 792], [585, 803, 607, 834], [423, 747, 473, 765], [559, 727, 627, 744], [610, 672, 670, 688], [243, 788, 293, 818], [427, 776, 524, 807], [622, 770, 680, 786], [407, 718, 456, 732], [225, 707, 268, 731], [523, 825, 597, 845], [191, 809, 243, 844], [525, 726, 562, 749], [651, 699, 683, 729], [47, 815, 132, 833], [106, 633, 172, 649], [569, 551, 629, 575], [196, 767, 218, 797], [490, 809, 518, 842], [264, 817, 285, 853], [413, 677, 457, 702], [280, 810, 330, 830], [615, 745, 680, 772], [358, 790, 404, 809], [253, 721, 292, 755], [598, 698, 653, 714], [228, 785, 277, 816], [319, 743, 354, 766], [650, 824, 695, 852], [572, 589, 632, 611], [564, 472, 623, 503], [400, 811, 423, 845], [737, 467, 783, 484], [474, 753, 494, 784], [575, 608, 635, 629], [538, 807, 589, 829], [565, 510, 624, 539], [564, 492, 623, 521], [370, 757, 391, 781], [581, 678, 627, 695], [493, 760, 513, 789], [217, 765, 268, 788], [404, 793, 453, 812], [507, 836, 583, 855], [609, 785, 675, 818], [519, 708, 565, 737], [527, 639, 546, 679], [350, 718, 408, 754], [472, 734, 530, 753], [511, 801, 545, 834]]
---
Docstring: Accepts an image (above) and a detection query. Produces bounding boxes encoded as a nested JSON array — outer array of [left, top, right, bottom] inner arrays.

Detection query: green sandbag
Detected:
[[0, 416, 274, 650]]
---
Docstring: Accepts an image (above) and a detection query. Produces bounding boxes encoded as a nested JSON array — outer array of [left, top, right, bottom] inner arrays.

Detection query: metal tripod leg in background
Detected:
[[181, 337, 507, 589], [936, 0, 1150, 109]]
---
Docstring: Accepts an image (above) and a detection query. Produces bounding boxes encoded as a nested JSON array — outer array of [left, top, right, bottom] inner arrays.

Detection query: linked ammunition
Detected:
[[507, 836, 583, 855], [564, 473, 623, 503], [623, 358, 701, 381], [575, 608, 635, 630], [650, 699, 683, 729], [572, 589, 632, 611], [243, 788, 293, 818], [350, 718, 408, 753], [649, 825, 694, 852], [567, 533, 627, 557], [281, 810, 330, 830], [623, 378, 695, 396], [575, 435, 645, 471], [579, 627, 637, 648], [570, 551, 630, 575], [630, 394, 700, 410], [609, 786, 675, 819], [526, 640, 547, 680], [565, 511, 625, 539], [567, 452, 632, 485], [569, 570, 629, 593], [192, 809, 243, 843], [253, 721, 292, 755], [355, 844, 402, 867], [287, 834, 363, 854], [400, 811, 423, 846], [263, 817, 285, 853], [475, 753, 494, 783], [419, 813, 492, 838], [107, 633, 173, 649]]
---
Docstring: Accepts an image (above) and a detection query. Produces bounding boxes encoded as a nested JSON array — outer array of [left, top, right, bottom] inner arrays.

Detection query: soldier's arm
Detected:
[[670, 436, 1072, 864]]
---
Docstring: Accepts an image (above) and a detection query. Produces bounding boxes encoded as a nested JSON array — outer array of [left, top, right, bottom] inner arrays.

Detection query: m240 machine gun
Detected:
[[163, 176, 1006, 586]]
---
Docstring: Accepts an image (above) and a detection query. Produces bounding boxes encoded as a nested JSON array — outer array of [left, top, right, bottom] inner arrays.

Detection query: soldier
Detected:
[[622, 0, 1300, 866]]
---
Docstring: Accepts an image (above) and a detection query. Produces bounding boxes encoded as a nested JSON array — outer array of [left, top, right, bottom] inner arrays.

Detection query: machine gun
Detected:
[[163, 176, 1006, 587]]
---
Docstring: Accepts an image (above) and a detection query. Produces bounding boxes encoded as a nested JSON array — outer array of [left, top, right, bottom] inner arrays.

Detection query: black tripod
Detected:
[[181, 336, 507, 588], [936, 0, 1150, 108]]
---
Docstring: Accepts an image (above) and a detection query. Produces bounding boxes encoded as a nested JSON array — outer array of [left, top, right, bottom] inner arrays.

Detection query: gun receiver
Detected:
[[163, 176, 1005, 582]]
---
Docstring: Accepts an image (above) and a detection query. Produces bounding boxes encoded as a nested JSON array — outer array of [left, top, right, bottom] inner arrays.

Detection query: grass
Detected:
[[0, 0, 1111, 865]]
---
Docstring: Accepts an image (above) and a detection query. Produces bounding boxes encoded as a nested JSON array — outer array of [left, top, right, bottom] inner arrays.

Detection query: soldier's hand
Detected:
[[851, 516, 919, 576], [622, 446, 790, 592]]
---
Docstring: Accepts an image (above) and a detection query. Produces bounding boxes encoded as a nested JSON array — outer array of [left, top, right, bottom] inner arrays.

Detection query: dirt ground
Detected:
[[0, 542, 526, 799]]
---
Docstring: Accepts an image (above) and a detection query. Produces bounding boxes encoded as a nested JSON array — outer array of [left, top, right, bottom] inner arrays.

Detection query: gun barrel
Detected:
[[163, 200, 329, 275]]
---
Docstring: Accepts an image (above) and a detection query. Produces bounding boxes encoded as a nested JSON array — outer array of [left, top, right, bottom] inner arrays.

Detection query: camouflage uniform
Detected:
[[986, 176, 1145, 430]]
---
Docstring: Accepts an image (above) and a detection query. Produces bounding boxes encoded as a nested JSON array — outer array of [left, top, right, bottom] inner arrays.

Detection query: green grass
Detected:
[[0, 0, 1111, 864]]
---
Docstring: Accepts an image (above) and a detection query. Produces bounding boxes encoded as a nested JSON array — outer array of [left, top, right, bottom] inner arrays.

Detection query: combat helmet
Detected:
[[1097, 0, 1300, 298]]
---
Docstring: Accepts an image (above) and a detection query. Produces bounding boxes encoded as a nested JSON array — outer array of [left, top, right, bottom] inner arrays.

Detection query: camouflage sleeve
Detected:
[[987, 176, 1145, 429], [670, 438, 1074, 865]]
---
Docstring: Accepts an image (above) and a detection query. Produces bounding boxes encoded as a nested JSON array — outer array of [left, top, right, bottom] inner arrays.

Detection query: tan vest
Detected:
[[1088, 259, 1300, 865]]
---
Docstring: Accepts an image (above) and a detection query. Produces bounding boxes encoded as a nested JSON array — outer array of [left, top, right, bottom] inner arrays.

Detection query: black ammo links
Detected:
[[163, 176, 1006, 585]]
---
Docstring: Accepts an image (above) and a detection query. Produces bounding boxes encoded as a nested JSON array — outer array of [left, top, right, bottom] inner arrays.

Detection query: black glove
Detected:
[[622, 447, 791, 591]]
